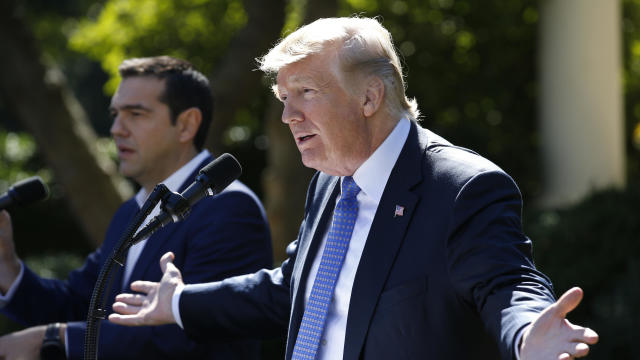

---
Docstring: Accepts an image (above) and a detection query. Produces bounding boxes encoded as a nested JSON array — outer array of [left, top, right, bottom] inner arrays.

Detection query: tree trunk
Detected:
[[303, 0, 339, 24], [0, 1, 131, 248], [206, 0, 287, 152], [263, 0, 338, 262]]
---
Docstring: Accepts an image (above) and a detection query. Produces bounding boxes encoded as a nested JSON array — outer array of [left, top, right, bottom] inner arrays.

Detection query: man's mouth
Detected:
[[298, 134, 315, 143], [117, 145, 135, 157]]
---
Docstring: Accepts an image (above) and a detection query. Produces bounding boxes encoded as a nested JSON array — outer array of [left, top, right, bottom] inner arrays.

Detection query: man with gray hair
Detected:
[[110, 18, 598, 360]]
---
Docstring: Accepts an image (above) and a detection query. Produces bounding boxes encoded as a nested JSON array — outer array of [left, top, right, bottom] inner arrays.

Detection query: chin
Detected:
[[300, 155, 327, 173], [118, 164, 137, 179]]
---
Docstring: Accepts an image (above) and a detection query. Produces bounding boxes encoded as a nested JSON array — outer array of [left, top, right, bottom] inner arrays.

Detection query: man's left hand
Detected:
[[520, 287, 599, 360], [0, 325, 47, 360]]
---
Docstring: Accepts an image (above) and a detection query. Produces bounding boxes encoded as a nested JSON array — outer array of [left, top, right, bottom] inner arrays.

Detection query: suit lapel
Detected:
[[125, 156, 213, 287], [343, 123, 425, 360]]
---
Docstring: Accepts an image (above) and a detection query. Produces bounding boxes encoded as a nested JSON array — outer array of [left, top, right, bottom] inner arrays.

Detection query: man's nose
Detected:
[[110, 114, 128, 137], [281, 102, 303, 124]]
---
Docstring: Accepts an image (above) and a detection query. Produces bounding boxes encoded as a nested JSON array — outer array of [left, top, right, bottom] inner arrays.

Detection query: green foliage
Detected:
[[69, 0, 248, 94], [0, 127, 93, 257], [340, 0, 542, 198], [16, 1, 115, 136], [24, 252, 86, 279], [623, 0, 640, 184], [525, 187, 640, 359], [0, 128, 51, 192], [282, 0, 305, 34]]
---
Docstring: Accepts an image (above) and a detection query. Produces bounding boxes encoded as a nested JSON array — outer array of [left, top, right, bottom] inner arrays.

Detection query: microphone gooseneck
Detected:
[[130, 153, 242, 245]]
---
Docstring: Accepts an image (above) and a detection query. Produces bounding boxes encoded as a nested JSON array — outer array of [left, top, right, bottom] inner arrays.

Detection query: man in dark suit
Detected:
[[0, 56, 272, 359], [109, 19, 599, 359]]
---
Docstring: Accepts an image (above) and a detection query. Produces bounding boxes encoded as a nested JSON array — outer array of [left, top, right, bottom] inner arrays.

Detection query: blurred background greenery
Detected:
[[0, 0, 638, 358]]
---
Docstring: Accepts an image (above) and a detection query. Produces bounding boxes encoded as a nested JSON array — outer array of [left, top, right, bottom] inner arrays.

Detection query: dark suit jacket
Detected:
[[178, 123, 556, 360], [1, 156, 273, 359]]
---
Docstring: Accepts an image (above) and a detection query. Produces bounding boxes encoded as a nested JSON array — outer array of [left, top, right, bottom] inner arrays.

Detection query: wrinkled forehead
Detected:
[[274, 50, 343, 89]]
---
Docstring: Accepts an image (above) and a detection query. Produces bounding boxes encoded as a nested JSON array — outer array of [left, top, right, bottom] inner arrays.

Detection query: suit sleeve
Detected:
[[447, 170, 556, 360], [0, 236, 110, 325], [178, 244, 294, 341], [0, 201, 138, 327], [176, 172, 325, 342]]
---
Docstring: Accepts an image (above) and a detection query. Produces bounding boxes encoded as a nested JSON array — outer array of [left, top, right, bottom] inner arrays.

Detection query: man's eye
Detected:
[[303, 88, 315, 94]]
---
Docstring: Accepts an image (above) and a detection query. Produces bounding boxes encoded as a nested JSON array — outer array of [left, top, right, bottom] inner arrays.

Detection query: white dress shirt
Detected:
[[307, 118, 410, 360]]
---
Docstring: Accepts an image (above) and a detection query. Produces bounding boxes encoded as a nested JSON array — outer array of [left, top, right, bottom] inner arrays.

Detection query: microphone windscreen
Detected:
[[200, 153, 242, 193], [9, 176, 49, 205]]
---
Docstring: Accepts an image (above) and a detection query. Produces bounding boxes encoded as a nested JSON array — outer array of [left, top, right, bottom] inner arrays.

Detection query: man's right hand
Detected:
[[109, 252, 183, 326], [0, 210, 21, 294]]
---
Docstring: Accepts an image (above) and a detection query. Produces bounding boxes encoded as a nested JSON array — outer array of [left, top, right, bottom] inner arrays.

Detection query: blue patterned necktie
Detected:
[[292, 176, 361, 360]]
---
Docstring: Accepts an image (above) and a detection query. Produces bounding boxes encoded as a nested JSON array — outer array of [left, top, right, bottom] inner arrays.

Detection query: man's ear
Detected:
[[176, 107, 202, 144], [362, 76, 385, 117]]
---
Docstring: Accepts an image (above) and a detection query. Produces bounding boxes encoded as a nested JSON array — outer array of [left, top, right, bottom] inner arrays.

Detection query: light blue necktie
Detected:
[[292, 176, 361, 360]]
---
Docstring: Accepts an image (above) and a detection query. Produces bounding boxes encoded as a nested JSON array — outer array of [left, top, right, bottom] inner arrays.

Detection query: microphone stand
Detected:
[[83, 184, 170, 360]]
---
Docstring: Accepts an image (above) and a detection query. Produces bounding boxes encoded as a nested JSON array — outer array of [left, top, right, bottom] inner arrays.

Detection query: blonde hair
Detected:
[[258, 16, 420, 120]]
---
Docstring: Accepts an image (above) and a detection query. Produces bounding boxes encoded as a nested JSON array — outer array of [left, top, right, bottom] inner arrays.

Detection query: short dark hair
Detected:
[[118, 56, 213, 151]]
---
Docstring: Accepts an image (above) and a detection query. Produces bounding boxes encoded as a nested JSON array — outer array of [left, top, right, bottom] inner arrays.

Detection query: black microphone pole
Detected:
[[84, 183, 170, 360]]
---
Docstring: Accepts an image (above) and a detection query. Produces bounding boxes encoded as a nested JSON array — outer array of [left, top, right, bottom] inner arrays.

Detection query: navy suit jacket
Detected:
[[1, 156, 273, 359], [178, 123, 556, 360]]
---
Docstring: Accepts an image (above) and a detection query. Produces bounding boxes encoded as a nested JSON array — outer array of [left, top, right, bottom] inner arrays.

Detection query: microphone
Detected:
[[0, 176, 49, 210], [131, 153, 242, 244]]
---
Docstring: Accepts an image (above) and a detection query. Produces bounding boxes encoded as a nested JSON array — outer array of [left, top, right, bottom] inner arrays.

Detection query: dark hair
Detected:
[[118, 56, 213, 151]]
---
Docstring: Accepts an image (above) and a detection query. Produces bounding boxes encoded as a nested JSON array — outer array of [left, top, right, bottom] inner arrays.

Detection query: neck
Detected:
[[338, 114, 399, 177], [140, 146, 199, 193], [370, 115, 400, 152]]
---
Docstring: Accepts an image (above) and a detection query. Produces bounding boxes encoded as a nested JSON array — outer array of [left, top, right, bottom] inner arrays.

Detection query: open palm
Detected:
[[520, 287, 599, 360], [109, 252, 183, 326]]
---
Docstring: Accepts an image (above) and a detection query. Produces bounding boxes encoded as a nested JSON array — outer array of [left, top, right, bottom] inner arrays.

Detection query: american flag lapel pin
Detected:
[[394, 205, 404, 218]]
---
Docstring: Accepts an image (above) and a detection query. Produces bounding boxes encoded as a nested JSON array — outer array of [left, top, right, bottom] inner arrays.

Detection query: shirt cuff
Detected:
[[514, 324, 529, 360], [171, 284, 185, 329], [0, 260, 24, 307], [65, 327, 70, 359]]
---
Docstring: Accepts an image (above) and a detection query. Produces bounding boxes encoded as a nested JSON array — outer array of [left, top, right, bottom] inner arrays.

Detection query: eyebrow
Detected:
[[275, 74, 320, 97], [284, 74, 315, 85], [109, 103, 153, 113]]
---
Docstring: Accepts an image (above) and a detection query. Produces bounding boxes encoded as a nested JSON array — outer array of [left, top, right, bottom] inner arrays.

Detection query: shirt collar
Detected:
[[350, 117, 410, 203], [134, 149, 211, 207]]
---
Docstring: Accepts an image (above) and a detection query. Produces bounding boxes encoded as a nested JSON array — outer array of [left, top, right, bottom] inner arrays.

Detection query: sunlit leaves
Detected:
[[633, 122, 640, 150], [344, 0, 379, 13], [3, 132, 36, 163], [623, 0, 640, 178], [0, 129, 51, 193], [69, 0, 247, 94], [340, 0, 540, 196]]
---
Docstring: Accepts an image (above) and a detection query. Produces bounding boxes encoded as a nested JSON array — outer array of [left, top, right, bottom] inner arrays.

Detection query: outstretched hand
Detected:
[[109, 252, 184, 326], [520, 287, 599, 360], [0, 210, 21, 294]]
